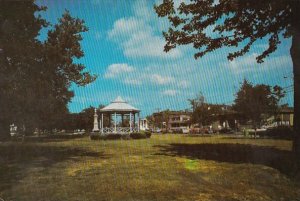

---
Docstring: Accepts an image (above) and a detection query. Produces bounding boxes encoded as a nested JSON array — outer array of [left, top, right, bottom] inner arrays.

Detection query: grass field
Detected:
[[0, 134, 300, 201]]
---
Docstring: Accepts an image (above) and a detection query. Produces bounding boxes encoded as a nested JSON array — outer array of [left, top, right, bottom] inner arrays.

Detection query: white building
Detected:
[[139, 118, 148, 131]]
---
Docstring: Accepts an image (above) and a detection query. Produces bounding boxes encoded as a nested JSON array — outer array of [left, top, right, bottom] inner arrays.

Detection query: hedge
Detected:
[[264, 126, 294, 140], [249, 126, 294, 140], [90, 132, 151, 140]]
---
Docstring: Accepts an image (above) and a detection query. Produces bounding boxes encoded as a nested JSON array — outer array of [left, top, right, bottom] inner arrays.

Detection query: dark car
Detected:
[[219, 128, 234, 134]]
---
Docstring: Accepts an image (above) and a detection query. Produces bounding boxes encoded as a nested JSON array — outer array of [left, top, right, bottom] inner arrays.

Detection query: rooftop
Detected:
[[100, 96, 140, 113]]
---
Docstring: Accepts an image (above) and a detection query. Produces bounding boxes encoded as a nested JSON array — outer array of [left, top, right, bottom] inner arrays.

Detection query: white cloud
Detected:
[[95, 32, 102, 40], [177, 80, 190, 88], [107, 18, 147, 40], [107, 2, 182, 59], [123, 78, 142, 85], [104, 63, 135, 78], [150, 74, 175, 85], [162, 89, 178, 96], [103, 63, 182, 87], [133, 0, 154, 20], [223, 53, 292, 74]]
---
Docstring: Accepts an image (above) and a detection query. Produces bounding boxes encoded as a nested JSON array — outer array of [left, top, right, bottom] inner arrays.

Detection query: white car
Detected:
[[180, 127, 189, 134]]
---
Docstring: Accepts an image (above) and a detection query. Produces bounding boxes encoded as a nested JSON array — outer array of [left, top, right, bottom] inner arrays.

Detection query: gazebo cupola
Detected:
[[98, 96, 140, 134]]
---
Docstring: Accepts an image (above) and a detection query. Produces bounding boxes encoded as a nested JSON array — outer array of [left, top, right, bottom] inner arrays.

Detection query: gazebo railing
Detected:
[[117, 127, 130, 133], [102, 127, 114, 133], [101, 127, 139, 134]]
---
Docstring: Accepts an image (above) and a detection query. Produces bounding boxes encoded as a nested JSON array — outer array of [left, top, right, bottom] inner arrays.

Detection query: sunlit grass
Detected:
[[0, 134, 299, 201]]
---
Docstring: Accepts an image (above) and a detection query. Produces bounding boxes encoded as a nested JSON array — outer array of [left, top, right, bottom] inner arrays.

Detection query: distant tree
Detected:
[[154, 0, 300, 153], [189, 93, 205, 125], [188, 92, 205, 113], [189, 93, 223, 126], [233, 80, 285, 130], [147, 110, 171, 130], [77, 106, 95, 131], [146, 115, 155, 129]]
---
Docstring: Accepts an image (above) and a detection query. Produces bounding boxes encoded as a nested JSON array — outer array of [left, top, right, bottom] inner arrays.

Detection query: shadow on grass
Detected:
[[221, 136, 294, 141], [0, 142, 108, 191], [11, 134, 87, 143], [154, 143, 299, 178]]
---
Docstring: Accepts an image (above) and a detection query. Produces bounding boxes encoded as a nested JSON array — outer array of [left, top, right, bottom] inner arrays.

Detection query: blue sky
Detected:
[[37, 0, 293, 117]]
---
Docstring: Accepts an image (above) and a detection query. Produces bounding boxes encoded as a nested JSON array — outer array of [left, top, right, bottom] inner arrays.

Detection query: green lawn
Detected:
[[0, 134, 299, 201]]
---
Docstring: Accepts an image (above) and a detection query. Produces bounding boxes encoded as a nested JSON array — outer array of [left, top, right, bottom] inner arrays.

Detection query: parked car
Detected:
[[205, 128, 214, 134], [189, 127, 201, 134], [219, 128, 234, 134], [180, 127, 189, 134], [153, 128, 161, 133]]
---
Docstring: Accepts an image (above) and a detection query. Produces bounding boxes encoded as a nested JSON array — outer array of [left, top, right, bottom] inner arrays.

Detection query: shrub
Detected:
[[130, 133, 147, 139], [145, 131, 151, 138], [90, 133, 151, 140], [46, 134, 85, 139], [90, 134, 105, 140], [90, 134, 122, 140], [106, 134, 122, 140], [264, 126, 294, 140], [121, 134, 130, 140]]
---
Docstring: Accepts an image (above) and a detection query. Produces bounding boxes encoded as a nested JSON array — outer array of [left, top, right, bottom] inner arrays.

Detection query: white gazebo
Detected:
[[98, 96, 140, 134]]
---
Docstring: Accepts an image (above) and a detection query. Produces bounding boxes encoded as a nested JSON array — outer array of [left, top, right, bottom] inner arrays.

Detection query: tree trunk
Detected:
[[0, 120, 11, 141], [24, 124, 34, 136], [291, 2, 300, 156]]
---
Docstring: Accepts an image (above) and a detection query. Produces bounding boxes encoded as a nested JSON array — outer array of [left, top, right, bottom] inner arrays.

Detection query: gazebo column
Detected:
[[121, 114, 124, 127], [138, 112, 140, 132], [133, 113, 136, 131], [129, 112, 132, 133], [114, 112, 117, 133], [101, 113, 103, 134], [108, 114, 111, 128]]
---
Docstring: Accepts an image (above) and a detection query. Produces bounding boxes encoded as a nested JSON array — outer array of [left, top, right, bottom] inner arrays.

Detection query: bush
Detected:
[[121, 134, 130, 140], [90, 134, 122, 140], [90, 134, 104, 140], [90, 133, 151, 140], [46, 134, 86, 139], [106, 134, 122, 140], [130, 133, 147, 139], [145, 131, 151, 138], [264, 126, 294, 140]]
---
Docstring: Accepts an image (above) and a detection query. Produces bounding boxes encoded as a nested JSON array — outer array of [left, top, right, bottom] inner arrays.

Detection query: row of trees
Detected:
[[0, 1, 96, 139], [189, 80, 286, 128]]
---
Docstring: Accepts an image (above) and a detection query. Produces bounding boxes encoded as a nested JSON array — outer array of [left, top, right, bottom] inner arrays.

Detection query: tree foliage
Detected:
[[0, 1, 96, 139], [45, 10, 96, 87], [188, 92, 205, 113], [155, 0, 295, 62], [189, 93, 223, 126], [0, 1, 47, 138], [233, 79, 285, 126]]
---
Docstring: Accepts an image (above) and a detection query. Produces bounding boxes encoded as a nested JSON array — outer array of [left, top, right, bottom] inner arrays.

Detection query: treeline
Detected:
[[189, 79, 286, 127], [148, 79, 287, 129], [49, 106, 101, 133]]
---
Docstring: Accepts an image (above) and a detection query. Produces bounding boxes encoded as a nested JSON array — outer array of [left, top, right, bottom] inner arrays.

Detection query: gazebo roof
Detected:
[[100, 96, 140, 112]]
